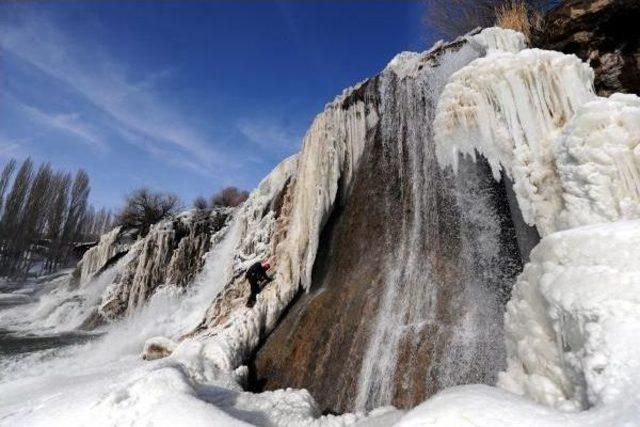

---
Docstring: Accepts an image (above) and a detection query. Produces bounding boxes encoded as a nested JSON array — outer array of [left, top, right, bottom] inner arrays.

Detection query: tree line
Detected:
[[0, 156, 251, 279], [0, 158, 113, 278]]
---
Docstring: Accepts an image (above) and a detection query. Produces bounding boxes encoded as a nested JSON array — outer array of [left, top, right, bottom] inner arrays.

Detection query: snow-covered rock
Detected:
[[99, 208, 231, 319]]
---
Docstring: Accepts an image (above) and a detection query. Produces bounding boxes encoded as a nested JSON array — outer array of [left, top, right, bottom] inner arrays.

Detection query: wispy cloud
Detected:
[[236, 118, 302, 155], [0, 11, 225, 176], [19, 102, 106, 152], [0, 134, 29, 159]]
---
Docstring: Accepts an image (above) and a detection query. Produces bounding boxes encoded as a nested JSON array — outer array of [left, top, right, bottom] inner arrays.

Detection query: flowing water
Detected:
[[354, 43, 521, 409]]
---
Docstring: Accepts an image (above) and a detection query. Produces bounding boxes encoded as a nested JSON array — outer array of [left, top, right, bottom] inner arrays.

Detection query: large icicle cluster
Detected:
[[434, 29, 595, 235], [435, 27, 640, 236]]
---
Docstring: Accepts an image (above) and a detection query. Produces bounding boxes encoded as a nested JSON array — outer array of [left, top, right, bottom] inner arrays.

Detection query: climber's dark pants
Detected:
[[248, 277, 261, 303]]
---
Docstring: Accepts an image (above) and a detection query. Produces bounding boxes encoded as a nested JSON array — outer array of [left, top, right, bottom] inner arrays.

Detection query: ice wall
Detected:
[[249, 33, 525, 412], [188, 91, 376, 372]]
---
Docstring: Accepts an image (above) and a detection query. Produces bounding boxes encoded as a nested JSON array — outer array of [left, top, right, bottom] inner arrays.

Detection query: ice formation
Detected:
[[77, 226, 127, 284], [435, 28, 640, 236], [99, 208, 231, 319], [554, 94, 640, 229]]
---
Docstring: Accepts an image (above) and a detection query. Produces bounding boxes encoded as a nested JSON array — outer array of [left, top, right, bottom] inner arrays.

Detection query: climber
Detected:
[[246, 260, 272, 307]]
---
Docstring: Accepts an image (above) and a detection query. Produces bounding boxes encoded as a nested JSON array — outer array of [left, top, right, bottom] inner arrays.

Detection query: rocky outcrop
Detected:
[[533, 0, 640, 96], [98, 208, 231, 319], [76, 226, 135, 286]]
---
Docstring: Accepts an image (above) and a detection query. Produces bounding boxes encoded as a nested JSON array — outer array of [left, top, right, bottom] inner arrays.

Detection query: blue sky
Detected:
[[0, 1, 438, 209]]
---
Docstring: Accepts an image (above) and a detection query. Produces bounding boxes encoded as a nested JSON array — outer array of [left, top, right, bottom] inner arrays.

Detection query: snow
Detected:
[[0, 266, 116, 333]]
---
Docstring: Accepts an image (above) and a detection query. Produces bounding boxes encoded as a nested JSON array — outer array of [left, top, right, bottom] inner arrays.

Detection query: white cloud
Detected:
[[0, 11, 225, 176], [0, 134, 29, 159], [19, 103, 106, 152], [236, 118, 302, 154]]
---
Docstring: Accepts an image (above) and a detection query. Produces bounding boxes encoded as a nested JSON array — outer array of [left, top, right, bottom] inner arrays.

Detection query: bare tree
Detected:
[[22, 163, 53, 239], [209, 187, 249, 208], [116, 187, 181, 236], [193, 196, 208, 210], [0, 160, 110, 276], [17, 163, 53, 273], [1, 158, 33, 239], [44, 172, 71, 271], [0, 158, 33, 274], [0, 159, 17, 216]]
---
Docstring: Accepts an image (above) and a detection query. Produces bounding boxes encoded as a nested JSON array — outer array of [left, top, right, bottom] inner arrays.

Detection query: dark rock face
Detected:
[[533, 0, 640, 96], [251, 41, 525, 413]]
